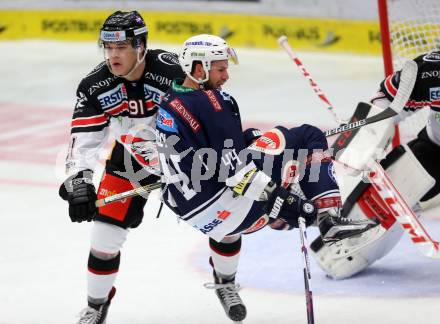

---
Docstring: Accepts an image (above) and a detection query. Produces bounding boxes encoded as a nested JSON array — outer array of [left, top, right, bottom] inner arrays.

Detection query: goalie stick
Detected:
[[278, 35, 440, 259], [324, 104, 396, 137], [278, 35, 417, 115], [278, 35, 343, 125], [367, 162, 440, 258], [278, 35, 417, 138]]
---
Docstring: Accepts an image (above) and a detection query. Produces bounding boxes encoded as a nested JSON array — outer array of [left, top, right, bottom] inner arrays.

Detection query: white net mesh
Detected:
[[388, 0, 440, 71], [384, 0, 440, 142]]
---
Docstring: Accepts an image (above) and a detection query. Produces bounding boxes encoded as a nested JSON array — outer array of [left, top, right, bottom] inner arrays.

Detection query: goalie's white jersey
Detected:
[[371, 51, 440, 145]]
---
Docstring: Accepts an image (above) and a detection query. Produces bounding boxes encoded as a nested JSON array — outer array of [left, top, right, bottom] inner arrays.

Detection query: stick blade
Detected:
[[389, 60, 418, 112]]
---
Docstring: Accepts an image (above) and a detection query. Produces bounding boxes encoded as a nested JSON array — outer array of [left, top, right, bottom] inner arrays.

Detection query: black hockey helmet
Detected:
[[100, 11, 148, 49]]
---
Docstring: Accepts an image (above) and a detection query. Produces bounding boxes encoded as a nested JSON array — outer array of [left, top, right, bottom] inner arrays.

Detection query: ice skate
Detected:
[[205, 273, 247, 323], [76, 287, 116, 324], [318, 208, 377, 242]]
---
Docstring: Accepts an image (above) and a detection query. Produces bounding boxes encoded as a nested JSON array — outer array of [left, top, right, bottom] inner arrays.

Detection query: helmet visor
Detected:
[[227, 47, 239, 65]]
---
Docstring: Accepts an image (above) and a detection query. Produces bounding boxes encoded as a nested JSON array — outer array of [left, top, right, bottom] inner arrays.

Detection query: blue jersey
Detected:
[[156, 80, 340, 241], [156, 80, 271, 240]]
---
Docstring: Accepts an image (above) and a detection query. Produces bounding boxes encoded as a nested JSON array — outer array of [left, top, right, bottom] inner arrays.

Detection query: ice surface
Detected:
[[0, 41, 439, 324]]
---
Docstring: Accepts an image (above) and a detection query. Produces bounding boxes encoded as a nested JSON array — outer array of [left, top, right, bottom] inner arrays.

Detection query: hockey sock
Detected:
[[209, 236, 241, 278], [87, 251, 120, 303]]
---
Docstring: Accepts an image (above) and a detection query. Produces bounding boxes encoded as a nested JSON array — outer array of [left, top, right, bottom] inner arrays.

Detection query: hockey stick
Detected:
[[367, 162, 440, 258], [278, 36, 440, 258], [278, 35, 417, 137], [277, 35, 318, 324], [278, 35, 343, 124], [323, 104, 396, 137], [298, 217, 315, 324], [95, 181, 161, 207]]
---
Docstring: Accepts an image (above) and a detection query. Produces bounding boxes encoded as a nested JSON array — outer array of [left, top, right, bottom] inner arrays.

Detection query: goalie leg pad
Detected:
[[311, 144, 434, 279], [337, 144, 435, 214], [408, 128, 440, 201], [383, 144, 435, 207], [310, 219, 403, 280]]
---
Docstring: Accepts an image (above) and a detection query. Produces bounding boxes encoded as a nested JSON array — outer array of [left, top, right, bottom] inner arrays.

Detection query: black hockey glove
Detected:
[[243, 128, 262, 146], [59, 169, 97, 223], [264, 183, 317, 230]]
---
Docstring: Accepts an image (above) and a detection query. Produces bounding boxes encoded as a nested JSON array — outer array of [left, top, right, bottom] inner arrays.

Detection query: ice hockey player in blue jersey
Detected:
[[155, 34, 359, 322]]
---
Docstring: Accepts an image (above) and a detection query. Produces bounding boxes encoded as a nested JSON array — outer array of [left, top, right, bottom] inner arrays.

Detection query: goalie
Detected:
[[310, 51, 440, 279]]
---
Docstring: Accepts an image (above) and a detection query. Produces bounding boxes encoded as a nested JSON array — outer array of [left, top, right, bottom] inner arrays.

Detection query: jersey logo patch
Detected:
[[157, 108, 178, 133], [204, 90, 222, 112], [217, 210, 231, 220], [75, 91, 87, 111], [249, 128, 286, 155], [158, 52, 180, 65], [144, 84, 164, 104], [327, 162, 337, 184], [169, 98, 201, 133], [97, 84, 126, 110], [281, 160, 300, 188], [430, 87, 440, 101], [423, 53, 440, 62]]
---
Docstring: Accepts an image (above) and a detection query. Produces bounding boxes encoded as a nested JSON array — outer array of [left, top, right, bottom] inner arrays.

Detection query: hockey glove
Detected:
[[264, 184, 317, 230], [243, 128, 262, 146], [59, 169, 97, 223]]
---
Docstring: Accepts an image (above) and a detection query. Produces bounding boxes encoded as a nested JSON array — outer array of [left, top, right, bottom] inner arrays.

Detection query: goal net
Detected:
[[378, 0, 440, 143]]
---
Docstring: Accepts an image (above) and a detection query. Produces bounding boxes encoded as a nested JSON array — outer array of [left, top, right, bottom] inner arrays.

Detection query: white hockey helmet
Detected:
[[179, 34, 238, 84]]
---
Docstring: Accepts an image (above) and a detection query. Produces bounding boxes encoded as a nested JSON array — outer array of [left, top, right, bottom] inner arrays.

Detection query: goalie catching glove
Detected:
[[59, 169, 97, 223], [263, 181, 317, 230]]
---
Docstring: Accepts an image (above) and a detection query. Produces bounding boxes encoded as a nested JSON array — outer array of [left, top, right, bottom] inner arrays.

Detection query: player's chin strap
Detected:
[[185, 72, 208, 90], [187, 70, 208, 87], [108, 47, 148, 79], [279, 35, 440, 259]]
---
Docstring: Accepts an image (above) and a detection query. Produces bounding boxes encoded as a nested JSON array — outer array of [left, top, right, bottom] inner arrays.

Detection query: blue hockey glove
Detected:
[[264, 183, 317, 230], [243, 128, 262, 146]]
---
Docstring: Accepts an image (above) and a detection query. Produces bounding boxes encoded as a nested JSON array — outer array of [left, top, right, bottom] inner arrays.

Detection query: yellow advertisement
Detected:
[[0, 10, 383, 54]]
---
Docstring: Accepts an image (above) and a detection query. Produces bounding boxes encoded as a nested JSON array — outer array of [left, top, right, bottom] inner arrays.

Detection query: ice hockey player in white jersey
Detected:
[[58, 11, 184, 324], [156, 33, 371, 321], [310, 51, 440, 279]]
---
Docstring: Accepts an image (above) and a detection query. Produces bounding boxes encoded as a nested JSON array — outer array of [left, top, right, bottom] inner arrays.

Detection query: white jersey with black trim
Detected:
[[371, 51, 440, 145], [65, 49, 184, 176]]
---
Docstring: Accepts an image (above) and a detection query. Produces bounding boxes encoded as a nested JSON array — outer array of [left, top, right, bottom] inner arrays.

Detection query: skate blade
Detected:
[[322, 224, 377, 243]]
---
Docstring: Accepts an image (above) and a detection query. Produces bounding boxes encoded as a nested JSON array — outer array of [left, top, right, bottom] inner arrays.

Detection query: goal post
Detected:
[[378, 0, 394, 77]]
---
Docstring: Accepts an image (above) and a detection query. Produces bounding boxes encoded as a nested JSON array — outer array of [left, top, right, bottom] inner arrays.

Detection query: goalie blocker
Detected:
[[310, 103, 435, 280]]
